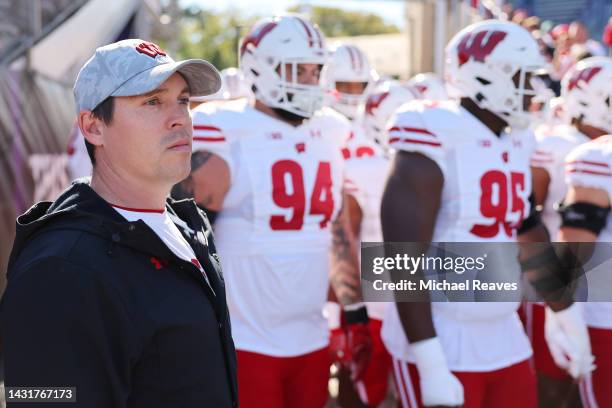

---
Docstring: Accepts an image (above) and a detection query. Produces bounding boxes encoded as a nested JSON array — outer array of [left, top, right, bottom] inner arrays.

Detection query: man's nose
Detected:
[[169, 105, 189, 129], [301, 73, 319, 85]]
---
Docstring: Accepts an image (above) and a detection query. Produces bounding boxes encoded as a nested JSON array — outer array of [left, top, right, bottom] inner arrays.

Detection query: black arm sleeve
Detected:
[[517, 193, 542, 235], [558, 201, 610, 235], [1, 257, 137, 407]]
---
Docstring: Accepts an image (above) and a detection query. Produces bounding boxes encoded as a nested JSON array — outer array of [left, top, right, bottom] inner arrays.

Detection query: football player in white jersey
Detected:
[[323, 45, 403, 407], [405, 73, 448, 101], [362, 81, 418, 150], [172, 14, 371, 408], [380, 20, 594, 408], [526, 56, 612, 406], [557, 77, 612, 408]]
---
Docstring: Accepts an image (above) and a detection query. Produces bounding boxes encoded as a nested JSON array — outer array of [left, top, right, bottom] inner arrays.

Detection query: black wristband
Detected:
[[344, 305, 369, 325]]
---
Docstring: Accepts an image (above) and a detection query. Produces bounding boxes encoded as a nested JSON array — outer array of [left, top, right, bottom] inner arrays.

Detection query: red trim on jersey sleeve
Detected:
[[193, 136, 226, 142], [530, 158, 554, 165], [388, 137, 442, 147], [566, 160, 610, 168], [566, 168, 612, 177], [566, 158, 612, 177], [388, 126, 437, 137], [531, 150, 553, 162], [194, 125, 222, 132], [193, 124, 226, 142], [344, 178, 359, 194]]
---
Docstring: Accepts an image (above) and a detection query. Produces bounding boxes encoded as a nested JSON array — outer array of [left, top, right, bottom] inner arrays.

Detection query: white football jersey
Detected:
[[531, 124, 589, 237], [343, 120, 391, 320], [191, 99, 348, 356], [343, 122, 390, 243], [564, 136, 612, 329], [388, 100, 535, 243], [381, 100, 533, 371]]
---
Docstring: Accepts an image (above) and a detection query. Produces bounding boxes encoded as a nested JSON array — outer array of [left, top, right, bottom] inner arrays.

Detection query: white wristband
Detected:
[[411, 337, 450, 378], [324, 302, 342, 330], [553, 302, 583, 323]]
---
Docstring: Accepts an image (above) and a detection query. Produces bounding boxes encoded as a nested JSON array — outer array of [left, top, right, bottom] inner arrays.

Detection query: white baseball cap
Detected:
[[74, 39, 221, 112]]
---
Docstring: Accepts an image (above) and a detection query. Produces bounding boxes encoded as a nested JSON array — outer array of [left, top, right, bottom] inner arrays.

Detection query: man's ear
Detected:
[[78, 110, 104, 147]]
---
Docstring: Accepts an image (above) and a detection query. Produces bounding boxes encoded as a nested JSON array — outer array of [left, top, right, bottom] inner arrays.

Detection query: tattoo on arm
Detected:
[[332, 212, 351, 261], [170, 151, 214, 201], [330, 200, 362, 306], [191, 151, 213, 171]]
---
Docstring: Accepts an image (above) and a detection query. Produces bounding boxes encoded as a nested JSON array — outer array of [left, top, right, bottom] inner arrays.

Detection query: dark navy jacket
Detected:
[[1, 181, 237, 407]]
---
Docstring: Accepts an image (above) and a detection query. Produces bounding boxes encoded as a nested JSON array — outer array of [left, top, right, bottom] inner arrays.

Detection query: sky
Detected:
[[179, 0, 406, 28]]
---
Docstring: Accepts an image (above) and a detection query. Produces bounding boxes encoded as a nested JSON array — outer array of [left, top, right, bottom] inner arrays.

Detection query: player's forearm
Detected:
[[172, 151, 213, 201], [518, 222, 573, 311], [330, 200, 362, 306], [380, 154, 442, 342]]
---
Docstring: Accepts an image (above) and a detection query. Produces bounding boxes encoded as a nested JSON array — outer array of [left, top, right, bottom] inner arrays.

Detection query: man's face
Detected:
[[101, 72, 192, 186], [512, 70, 535, 111], [335, 81, 367, 95], [280, 63, 323, 85]]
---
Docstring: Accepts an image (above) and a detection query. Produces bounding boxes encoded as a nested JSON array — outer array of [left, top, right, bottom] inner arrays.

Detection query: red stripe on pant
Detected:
[[237, 347, 330, 408], [579, 327, 612, 408], [391, 358, 536, 408]]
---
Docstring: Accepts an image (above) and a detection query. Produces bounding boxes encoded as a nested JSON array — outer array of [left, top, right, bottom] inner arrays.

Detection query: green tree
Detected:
[[288, 6, 400, 37], [169, 5, 399, 69], [172, 7, 257, 70]]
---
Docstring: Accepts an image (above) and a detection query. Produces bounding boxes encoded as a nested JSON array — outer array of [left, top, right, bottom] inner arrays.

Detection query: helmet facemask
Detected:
[[330, 80, 371, 119], [445, 21, 546, 130], [239, 14, 328, 119], [464, 60, 541, 129], [274, 59, 325, 118]]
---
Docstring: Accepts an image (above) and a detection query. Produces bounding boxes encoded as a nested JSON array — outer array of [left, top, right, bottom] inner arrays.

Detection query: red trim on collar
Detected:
[[111, 204, 165, 214]]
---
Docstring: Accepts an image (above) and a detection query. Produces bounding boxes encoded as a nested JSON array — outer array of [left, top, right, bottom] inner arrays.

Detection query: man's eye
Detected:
[[145, 98, 160, 106], [179, 97, 190, 105]]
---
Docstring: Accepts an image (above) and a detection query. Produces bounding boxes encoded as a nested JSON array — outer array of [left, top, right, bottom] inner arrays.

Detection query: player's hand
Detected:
[[545, 303, 595, 379], [412, 337, 464, 407], [329, 326, 349, 365], [419, 368, 464, 407], [326, 302, 349, 365], [327, 303, 373, 381], [344, 319, 372, 381]]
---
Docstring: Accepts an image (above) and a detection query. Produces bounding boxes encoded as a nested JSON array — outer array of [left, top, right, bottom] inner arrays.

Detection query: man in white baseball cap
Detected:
[[1, 39, 238, 407]]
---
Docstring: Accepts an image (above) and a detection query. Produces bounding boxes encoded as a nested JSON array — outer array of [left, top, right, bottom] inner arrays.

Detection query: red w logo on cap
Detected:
[[457, 30, 507, 66], [136, 42, 167, 59], [567, 66, 602, 91]]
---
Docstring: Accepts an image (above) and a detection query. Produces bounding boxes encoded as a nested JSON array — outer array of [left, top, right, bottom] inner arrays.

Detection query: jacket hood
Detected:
[[9, 180, 132, 270], [9, 179, 208, 276]]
